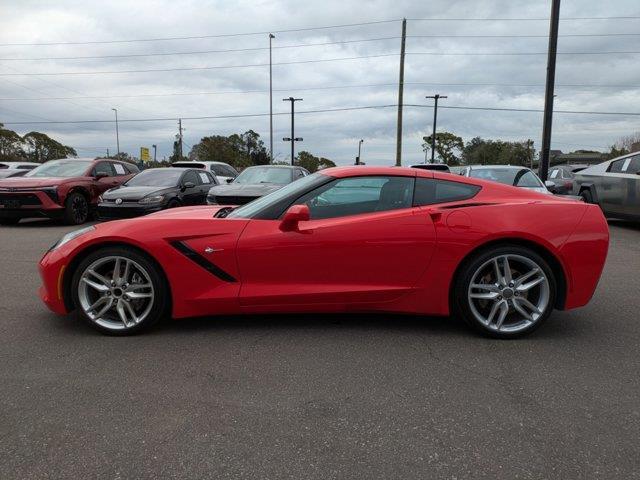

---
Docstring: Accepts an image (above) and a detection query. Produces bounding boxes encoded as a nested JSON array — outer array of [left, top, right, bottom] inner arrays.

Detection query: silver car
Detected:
[[459, 165, 553, 195], [0, 162, 40, 179], [573, 153, 640, 221]]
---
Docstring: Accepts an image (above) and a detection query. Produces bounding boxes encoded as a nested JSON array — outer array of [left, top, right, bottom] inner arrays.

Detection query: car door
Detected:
[[615, 155, 640, 218], [236, 174, 437, 308], [111, 161, 135, 186], [92, 161, 119, 195], [195, 171, 216, 204], [601, 156, 636, 216], [179, 170, 203, 205]]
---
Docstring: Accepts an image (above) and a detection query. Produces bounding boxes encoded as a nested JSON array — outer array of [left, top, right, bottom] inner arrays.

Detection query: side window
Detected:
[[224, 165, 238, 177], [197, 171, 216, 185], [294, 168, 305, 179], [93, 162, 115, 177], [112, 162, 128, 176], [549, 169, 560, 179], [515, 170, 543, 188], [413, 178, 481, 206], [627, 155, 640, 174], [183, 170, 201, 186], [125, 163, 140, 174], [608, 157, 632, 173], [211, 165, 226, 176], [295, 176, 414, 220]]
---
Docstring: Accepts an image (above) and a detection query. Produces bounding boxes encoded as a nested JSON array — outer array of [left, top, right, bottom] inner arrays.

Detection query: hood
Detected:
[[0, 176, 80, 189], [208, 183, 283, 197], [103, 185, 175, 201]]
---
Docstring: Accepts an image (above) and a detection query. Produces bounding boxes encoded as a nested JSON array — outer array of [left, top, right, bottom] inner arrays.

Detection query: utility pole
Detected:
[[539, 0, 561, 182], [111, 108, 120, 156], [152, 144, 157, 162], [527, 139, 533, 169], [106, 148, 109, 158], [282, 97, 303, 165], [395, 18, 407, 167], [426, 94, 447, 163], [356, 139, 364, 165], [269, 33, 275, 163], [178, 119, 183, 159]]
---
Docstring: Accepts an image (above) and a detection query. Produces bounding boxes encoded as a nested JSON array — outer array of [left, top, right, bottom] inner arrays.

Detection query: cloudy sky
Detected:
[[1, 0, 639, 165]]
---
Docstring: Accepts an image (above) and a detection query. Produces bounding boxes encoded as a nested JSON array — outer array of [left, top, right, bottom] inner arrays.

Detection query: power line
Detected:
[[0, 20, 400, 47], [407, 50, 640, 56], [4, 103, 640, 126], [408, 15, 640, 21], [409, 33, 640, 38], [0, 53, 399, 76], [0, 36, 401, 62]]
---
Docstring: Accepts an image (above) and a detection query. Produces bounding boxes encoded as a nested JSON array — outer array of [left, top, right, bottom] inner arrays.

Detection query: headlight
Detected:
[[139, 195, 165, 204], [50, 226, 95, 251]]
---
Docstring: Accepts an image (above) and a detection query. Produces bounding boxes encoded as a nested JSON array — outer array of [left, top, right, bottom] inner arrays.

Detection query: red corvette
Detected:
[[38, 166, 609, 338]]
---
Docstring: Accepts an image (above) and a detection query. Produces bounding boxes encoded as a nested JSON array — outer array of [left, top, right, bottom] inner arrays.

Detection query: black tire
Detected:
[[453, 245, 557, 339], [70, 246, 170, 335], [63, 192, 89, 225], [580, 189, 594, 204], [0, 218, 20, 226], [166, 199, 181, 209]]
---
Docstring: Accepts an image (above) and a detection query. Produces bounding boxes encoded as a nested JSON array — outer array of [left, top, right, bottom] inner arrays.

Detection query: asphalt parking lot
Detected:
[[1, 220, 639, 479]]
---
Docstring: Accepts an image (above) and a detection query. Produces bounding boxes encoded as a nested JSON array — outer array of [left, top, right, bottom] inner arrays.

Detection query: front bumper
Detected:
[[0, 190, 63, 219], [97, 202, 164, 220], [38, 248, 69, 315]]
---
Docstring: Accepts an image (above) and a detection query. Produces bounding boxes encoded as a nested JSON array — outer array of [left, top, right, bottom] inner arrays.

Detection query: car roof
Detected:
[[244, 164, 299, 169], [321, 166, 429, 178], [467, 165, 531, 170], [172, 161, 229, 165]]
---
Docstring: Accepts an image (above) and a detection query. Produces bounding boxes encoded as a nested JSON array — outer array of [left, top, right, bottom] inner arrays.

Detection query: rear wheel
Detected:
[[64, 192, 89, 225], [454, 245, 556, 338], [166, 199, 181, 209], [71, 247, 169, 335]]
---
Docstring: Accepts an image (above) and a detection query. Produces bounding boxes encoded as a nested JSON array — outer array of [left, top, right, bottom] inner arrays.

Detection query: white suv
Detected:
[[172, 161, 239, 184]]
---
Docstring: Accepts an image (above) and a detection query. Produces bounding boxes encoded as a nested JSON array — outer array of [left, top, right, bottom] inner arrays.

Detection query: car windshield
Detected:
[[126, 169, 182, 187], [234, 167, 292, 185], [25, 160, 93, 178], [227, 172, 327, 219], [469, 168, 543, 188]]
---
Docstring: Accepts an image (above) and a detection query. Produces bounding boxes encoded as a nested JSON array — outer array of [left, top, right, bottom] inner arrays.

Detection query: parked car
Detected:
[[0, 162, 40, 179], [546, 164, 589, 195], [573, 153, 640, 221], [172, 161, 238, 184], [40, 166, 609, 339], [0, 158, 138, 225], [206, 165, 309, 206], [410, 164, 451, 173], [97, 168, 217, 220], [460, 165, 553, 195]]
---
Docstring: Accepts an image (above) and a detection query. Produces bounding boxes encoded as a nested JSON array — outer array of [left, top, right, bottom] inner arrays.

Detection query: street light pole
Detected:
[[425, 94, 447, 163], [356, 139, 363, 165], [152, 144, 157, 162], [282, 97, 303, 165], [269, 33, 275, 163], [111, 108, 120, 156]]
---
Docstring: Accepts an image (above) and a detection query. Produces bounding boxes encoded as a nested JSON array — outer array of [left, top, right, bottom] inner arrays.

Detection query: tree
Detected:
[[295, 151, 336, 173], [0, 123, 26, 162], [422, 132, 464, 165], [606, 131, 640, 159], [462, 137, 535, 166], [188, 130, 269, 168], [23, 131, 76, 163]]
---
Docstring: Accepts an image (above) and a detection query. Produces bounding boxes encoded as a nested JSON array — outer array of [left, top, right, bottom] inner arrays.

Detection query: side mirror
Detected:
[[280, 204, 310, 231], [226, 178, 233, 183], [95, 172, 109, 180]]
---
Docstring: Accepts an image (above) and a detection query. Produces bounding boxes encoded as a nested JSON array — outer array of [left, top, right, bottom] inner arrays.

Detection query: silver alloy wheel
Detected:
[[467, 254, 550, 333], [77, 256, 155, 331]]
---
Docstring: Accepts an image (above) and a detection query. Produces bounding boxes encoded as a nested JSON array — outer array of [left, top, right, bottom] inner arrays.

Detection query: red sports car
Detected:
[[0, 158, 138, 225], [38, 166, 609, 338]]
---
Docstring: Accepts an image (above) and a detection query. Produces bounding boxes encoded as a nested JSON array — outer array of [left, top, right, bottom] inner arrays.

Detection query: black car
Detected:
[[546, 164, 589, 195], [97, 168, 217, 220], [207, 165, 309, 206]]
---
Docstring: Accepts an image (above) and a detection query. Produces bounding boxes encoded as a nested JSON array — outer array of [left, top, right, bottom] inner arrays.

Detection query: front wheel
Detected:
[[63, 192, 89, 225], [71, 247, 170, 335], [454, 245, 556, 338]]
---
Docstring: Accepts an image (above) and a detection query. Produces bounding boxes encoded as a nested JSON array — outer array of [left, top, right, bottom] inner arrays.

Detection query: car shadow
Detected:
[[607, 219, 640, 231]]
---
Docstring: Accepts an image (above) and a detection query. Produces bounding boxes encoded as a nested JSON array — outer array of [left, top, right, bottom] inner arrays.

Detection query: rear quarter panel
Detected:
[[409, 199, 606, 315]]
